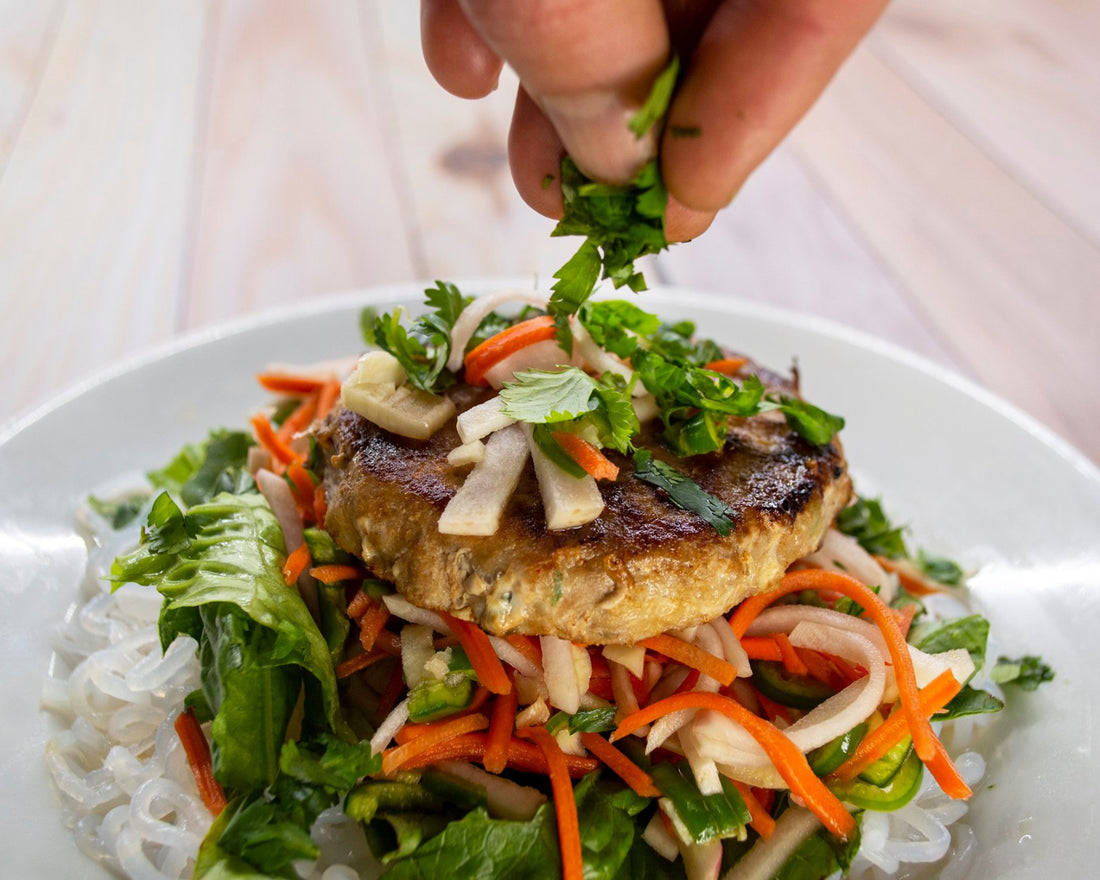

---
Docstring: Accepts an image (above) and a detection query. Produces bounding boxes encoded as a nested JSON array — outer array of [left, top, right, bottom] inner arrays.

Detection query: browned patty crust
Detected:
[[316, 374, 852, 644]]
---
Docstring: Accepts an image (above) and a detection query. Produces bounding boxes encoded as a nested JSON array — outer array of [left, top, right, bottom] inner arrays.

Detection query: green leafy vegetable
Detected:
[[629, 56, 679, 138], [147, 428, 256, 508], [771, 820, 862, 880], [912, 614, 989, 672], [917, 550, 964, 586], [649, 762, 750, 844], [632, 450, 735, 536], [938, 684, 1005, 720], [836, 498, 908, 559], [991, 655, 1055, 691], [769, 396, 846, 447], [87, 493, 147, 529]]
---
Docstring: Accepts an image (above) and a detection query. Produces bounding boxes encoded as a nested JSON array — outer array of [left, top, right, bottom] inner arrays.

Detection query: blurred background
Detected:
[[0, 0, 1097, 462]]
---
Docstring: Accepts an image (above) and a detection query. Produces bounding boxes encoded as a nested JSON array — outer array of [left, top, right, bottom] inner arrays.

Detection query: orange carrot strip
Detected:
[[309, 564, 365, 585], [397, 732, 598, 778], [347, 589, 372, 620], [875, 556, 943, 596], [281, 543, 311, 586], [794, 648, 845, 691], [773, 633, 809, 677], [517, 726, 584, 880], [550, 432, 620, 481], [313, 484, 328, 524], [830, 669, 962, 783], [335, 649, 387, 679], [703, 357, 748, 375], [730, 569, 938, 764], [732, 780, 776, 840], [257, 372, 327, 394], [382, 713, 490, 775], [250, 412, 301, 465], [317, 378, 342, 420], [612, 692, 856, 840], [579, 732, 660, 798], [174, 708, 227, 816], [892, 603, 919, 639], [505, 634, 542, 667], [441, 612, 513, 695], [925, 736, 973, 799], [639, 633, 737, 687], [740, 636, 783, 662], [463, 315, 558, 386], [484, 683, 519, 774], [286, 461, 317, 521], [277, 391, 319, 443], [358, 602, 391, 653]]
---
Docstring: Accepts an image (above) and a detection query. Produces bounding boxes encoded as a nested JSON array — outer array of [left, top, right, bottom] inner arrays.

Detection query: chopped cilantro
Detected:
[[992, 655, 1055, 691], [632, 450, 735, 536], [917, 549, 964, 586], [836, 498, 909, 559], [628, 55, 679, 138]]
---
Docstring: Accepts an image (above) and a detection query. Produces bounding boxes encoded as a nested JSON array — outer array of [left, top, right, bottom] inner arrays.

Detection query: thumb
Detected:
[[459, 0, 670, 184]]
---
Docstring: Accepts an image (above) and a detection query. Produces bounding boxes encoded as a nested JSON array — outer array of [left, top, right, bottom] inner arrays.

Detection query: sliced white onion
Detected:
[[572, 321, 635, 388], [436, 760, 547, 821], [487, 635, 542, 679], [382, 594, 451, 635], [633, 393, 659, 423], [646, 708, 694, 754], [400, 624, 435, 689], [675, 835, 723, 880], [680, 720, 722, 796], [526, 426, 605, 529], [456, 396, 515, 444], [483, 340, 572, 389], [710, 619, 752, 679], [909, 646, 973, 689], [642, 811, 680, 861], [369, 698, 409, 754], [609, 660, 647, 734], [541, 635, 582, 713], [682, 625, 726, 692], [515, 697, 550, 729], [438, 424, 530, 535], [447, 288, 551, 372], [602, 644, 645, 679], [804, 528, 896, 601], [255, 468, 304, 556], [722, 807, 821, 880]]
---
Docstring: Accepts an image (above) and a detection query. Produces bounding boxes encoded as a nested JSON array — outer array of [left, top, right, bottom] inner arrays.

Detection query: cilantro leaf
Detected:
[[836, 498, 909, 559], [912, 614, 989, 671], [632, 450, 735, 536], [937, 684, 1005, 720], [917, 549, 964, 586], [991, 654, 1055, 691], [579, 299, 661, 359], [769, 395, 846, 446]]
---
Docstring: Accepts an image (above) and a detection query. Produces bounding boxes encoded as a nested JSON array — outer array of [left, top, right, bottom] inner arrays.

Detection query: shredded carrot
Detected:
[[397, 732, 598, 778], [257, 372, 328, 394], [830, 669, 962, 783], [375, 629, 403, 656], [463, 315, 558, 386], [755, 689, 794, 726], [394, 690, 492, 743], [346, 589, 372, 620], [484, 683, 519, 774], [358, 602, 391, 653], [730, 568, 938, 765], [732, 780, 776, 840], [285, 461, 317, 521], [382, 713, 489, 775], [611, 691, 856, 840], [740, 636, 783, 662], [673, 667, 702, 696], [891, 603, 919, 639], [794, 648, 846, 691], [441, 612, 512, 695], [773, 633, 809, 677], [376, 659, 406, 723], [875, 555, 942, 596], [277, 391, 319, 443], [579, 732, 660, 798], [639, 633, 737, 687], [313, 484, 328, 524], [174, 708, 227, 816], [505, 634, 542, 667], [517, 726, 584, 880], [250, 412, 300, 466], [309, 564, 365, 585], [924, 735, 973, 799], [703, 357, 748, 375], [317, 378, 342, 420], [551, 431, 620, 481], [335, 649, 387, 679], [281, 543, 311, 586]]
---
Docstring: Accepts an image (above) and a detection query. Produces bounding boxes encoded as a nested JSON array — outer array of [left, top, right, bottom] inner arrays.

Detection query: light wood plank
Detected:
[[873, 0, 1100, 246], [655, 147, 964, 371], [789, 46, 1100, 461], [0, 0, 62, 170], [370, 1, 581, 284], [0, 0, 206, 425], [185, 0, 417, 328]]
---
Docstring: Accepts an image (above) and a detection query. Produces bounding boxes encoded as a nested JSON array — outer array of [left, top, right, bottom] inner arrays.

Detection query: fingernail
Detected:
[[540, 91, 657, 184]]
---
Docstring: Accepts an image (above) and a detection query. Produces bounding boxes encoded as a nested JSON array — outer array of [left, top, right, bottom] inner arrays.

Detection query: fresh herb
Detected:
[[147, 428, 256, 508], [912, 614, 989, 672], [499, 367, 639, 454], [549, 707, 620, 735], [87, 493, 147, 529], [917, 549, 964, 586], [360, 281, 469, 393], [578, 299, 661, 359], [938, 685, 1005, 720], [772, 820, 862, 880], [629, 55, 679, 138], [632, 450, 735, 536], [836, 498, 909, 559], [991, 654, 1055, 691], [768, 396, 846, 447]]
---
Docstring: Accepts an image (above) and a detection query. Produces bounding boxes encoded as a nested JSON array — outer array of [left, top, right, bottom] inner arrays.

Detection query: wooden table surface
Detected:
[[1, 0, 1098, 464]]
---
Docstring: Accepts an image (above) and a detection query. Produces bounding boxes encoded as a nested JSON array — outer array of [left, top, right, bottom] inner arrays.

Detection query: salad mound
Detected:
[[44, 283, 1051, 880]]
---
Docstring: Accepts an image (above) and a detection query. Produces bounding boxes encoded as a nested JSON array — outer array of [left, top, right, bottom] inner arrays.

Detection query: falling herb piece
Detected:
[[632, 450, 735, 536], [991, 655, 1055, 691]]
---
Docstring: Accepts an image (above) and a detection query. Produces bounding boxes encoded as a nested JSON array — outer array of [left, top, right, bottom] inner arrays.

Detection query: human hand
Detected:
[[421, 0, 887, 242]]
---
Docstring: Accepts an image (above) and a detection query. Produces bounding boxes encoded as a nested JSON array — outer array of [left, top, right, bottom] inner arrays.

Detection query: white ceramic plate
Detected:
[[2, 284, 1098, 879]]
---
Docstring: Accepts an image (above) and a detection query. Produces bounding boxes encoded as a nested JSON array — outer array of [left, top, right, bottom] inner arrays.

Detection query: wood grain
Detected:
[[0, 0, 206, 423], [0, 0, 62, 171], [789, 46, 1100, 461], [185, 0, 417, 329]]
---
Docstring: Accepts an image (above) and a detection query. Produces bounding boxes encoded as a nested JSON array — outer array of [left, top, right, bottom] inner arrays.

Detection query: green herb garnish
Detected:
[[632, 450, 735, 536]]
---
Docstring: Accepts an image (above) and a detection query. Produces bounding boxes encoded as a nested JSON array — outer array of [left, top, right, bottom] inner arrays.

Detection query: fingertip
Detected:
[[508, 87, 565, 220], [421, 0, 504, 99], [664, 198, 717, 242]]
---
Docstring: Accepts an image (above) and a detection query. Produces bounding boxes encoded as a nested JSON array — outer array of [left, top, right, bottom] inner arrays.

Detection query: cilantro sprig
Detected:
[[632, 450, 735, 536]]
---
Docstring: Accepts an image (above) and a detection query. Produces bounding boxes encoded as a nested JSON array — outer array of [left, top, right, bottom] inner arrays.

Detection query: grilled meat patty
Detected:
[[317, 375, 851, 644]]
